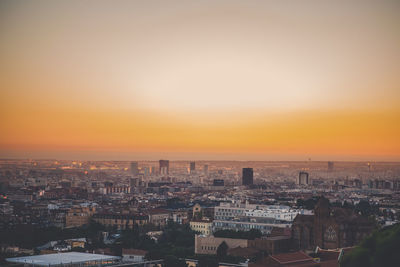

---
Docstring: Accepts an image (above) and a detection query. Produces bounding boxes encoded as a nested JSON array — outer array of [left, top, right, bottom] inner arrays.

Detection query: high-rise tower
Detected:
[[130, 162, 139, 176], [242, 168, 253, 186], [159, 160, 169, 175]]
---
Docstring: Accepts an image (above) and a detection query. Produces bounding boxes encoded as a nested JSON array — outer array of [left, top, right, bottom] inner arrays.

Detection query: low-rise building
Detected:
[[195, 234, 292, 256], [147, 209, 170, 227], [195, 235, 248, 255], [92, 213, 148, 230], [190, 219, 213, 236], [122, 248, 147, 262], [65, 206, 96, 228]]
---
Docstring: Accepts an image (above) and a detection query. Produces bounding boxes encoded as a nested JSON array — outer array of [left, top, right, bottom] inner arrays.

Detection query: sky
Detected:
[[1, 0, 400, 161]]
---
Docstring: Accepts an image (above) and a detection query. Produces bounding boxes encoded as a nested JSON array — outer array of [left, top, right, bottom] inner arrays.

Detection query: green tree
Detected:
[[341, 223, 400, 267], [198, 255, 218, 267], [216, 241, 228, 260], [355, 200, 372, 216], [164, 255, 187, 267]]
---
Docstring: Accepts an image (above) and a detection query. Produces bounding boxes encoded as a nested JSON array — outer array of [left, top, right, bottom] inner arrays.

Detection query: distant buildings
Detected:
[[65, 206, 96, 228], [242, 168, 253, 186], [298, 171, 309, 185], [130, 162, 139, 176], [213, 179, 224, 186], [102, 185, 131, 195], [203, 165, 209, 176], [190, 162, 196, 174], [159, 160, 169, 175]]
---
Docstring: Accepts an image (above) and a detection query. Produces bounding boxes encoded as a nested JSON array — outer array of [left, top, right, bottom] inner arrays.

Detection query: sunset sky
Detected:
[[1, 0, 400, 161]]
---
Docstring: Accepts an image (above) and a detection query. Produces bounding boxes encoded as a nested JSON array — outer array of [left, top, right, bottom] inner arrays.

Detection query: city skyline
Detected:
[[1, 0, 400, 161]]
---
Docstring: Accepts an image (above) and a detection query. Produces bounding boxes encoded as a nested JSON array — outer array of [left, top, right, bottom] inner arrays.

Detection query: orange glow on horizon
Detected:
[[1, 104, 399, 160]]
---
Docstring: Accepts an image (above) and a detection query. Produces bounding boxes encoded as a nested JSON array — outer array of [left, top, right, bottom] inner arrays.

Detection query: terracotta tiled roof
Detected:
[[319, 260, 339, 267], [317, 250, 340, 261], [227, 247, 259, 257], [270, 251, 314, 264]]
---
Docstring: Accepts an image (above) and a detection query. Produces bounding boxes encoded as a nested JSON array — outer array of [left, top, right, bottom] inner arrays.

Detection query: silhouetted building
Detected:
[[298, 171, 309, 185], [130, 162, 139, 176], [242, 168, 253, 186], [159, 160, 169, 175], [292, 197, 375, 250], [190, 161, 196, 174], [203, 165, 209, 176]]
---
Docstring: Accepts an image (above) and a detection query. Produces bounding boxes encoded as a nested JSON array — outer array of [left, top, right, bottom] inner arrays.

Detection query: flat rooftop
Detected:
[[6, 252, 120, 266]]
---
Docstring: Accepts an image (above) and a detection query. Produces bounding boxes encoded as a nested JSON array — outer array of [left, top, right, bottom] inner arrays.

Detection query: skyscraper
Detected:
[[298, 171, 309, 185], [130, 162, 139, 176], [190, 161, 196, 174], [159, 160, 169, 175], [242, 168, 253, 186]]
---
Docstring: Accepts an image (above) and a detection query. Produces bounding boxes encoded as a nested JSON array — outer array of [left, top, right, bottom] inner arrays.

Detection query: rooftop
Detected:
[[6, 252, 120, 266], [122, 248, 148, 256], [270, 251, 315, 264]]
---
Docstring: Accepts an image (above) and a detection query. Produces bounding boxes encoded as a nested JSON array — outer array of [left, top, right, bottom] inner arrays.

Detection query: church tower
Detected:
[[314, 196, 331, 247]]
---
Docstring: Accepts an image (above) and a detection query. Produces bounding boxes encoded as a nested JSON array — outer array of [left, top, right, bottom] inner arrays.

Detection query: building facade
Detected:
[[292, 197, 375, 250], [92, 214, 148, 230], [190, 220, 213, 236], [242, 168, 253, 186], [65, 206, 96, 228]]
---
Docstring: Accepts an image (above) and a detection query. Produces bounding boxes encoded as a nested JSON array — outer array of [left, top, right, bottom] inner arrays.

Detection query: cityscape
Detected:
[[1, 1, 400, 267], [1, 160, 399, 266]]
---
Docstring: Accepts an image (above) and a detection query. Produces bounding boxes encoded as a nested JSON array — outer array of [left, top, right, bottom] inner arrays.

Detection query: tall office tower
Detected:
[[130, 162, 139, 176], [242, 168, 253, 186], [298, 171, 309, 185], [190, 161, 196, 174], [159, 160, 169, 175], [151, 166, 156, 175], [328, 161, 334, 172], [203, 165, 209, 176], [143, 167, 150, 176]]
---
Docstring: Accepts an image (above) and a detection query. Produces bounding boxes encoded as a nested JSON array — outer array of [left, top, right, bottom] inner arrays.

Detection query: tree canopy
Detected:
[[341, 223, 400, 267]]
